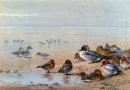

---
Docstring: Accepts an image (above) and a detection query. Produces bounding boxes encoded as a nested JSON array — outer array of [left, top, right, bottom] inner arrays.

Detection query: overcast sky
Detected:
[[0, 0, 130, 27]]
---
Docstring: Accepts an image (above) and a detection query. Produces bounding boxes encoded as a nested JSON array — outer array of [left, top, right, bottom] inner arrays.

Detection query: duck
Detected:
[[120, 56, 130, 70], [11, 47, 23, 57], [21, 46, 33, 58], [36, 52, 49, 58], [110, 44, 122, 52], [36, 59, 55, 73], [100, 59, 122, 75], [58, 59, 73, 74], [96, 46, 113, 57], [75, 45, 108, 64], [81, 69, 103, 82]]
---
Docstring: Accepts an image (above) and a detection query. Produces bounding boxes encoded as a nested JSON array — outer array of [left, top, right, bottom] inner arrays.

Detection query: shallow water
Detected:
[[0, 71, 81, 85]]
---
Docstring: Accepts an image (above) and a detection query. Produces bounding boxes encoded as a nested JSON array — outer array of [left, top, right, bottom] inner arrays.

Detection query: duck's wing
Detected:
[[58, 64, 73, 73], [79, 51, 97, 62], [39, 63, 51, 69], [62, 64, 73, 73]]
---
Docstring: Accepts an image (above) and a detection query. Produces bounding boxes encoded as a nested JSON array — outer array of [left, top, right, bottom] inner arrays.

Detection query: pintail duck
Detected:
[[75, 45, 108, 64]]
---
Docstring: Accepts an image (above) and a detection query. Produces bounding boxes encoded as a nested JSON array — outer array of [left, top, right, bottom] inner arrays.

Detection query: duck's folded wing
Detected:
[[63, 64, 73, 73]]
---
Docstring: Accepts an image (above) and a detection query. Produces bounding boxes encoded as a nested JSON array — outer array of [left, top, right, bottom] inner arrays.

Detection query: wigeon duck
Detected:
[[36, 59, 55, 73], [81, 69, 103, 82], [75, 45, 108, 63], [100, 59, 121, 75], [58, 59, 73, 74]]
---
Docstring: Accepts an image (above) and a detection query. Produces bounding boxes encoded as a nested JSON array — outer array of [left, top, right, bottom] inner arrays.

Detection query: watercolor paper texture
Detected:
[[0, 0, 130, 90]]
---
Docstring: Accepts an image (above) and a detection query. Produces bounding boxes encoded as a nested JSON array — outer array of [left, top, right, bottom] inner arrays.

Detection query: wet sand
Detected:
[[0, 50, 130, 90]]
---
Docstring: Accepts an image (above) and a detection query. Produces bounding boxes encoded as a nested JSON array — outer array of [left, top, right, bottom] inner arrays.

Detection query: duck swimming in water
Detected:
[[21, 46, 33, 58], [75, 45, 108, 64], [36, 59, 55, 73], [36, 52, 49, 59], [11, 47, 23, 57], [58, 59, 73, 74]]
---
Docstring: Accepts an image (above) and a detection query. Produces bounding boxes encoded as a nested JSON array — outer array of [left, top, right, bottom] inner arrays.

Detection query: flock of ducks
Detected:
[[35, 44, 130, 82], [2, 42, 130, 82]]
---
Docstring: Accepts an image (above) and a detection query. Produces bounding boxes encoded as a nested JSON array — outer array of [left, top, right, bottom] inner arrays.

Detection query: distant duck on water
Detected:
[[36, 52, 49, 58]]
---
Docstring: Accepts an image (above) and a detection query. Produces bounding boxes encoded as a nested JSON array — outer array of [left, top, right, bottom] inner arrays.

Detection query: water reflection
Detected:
[[0, 71, 81, 85]]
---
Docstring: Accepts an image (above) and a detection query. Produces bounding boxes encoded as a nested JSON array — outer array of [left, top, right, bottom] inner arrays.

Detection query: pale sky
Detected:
[[0, 0, 130, 27]]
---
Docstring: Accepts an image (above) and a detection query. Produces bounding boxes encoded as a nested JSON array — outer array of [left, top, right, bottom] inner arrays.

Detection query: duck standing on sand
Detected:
[[81, 69, 103, 82], [100, 59, 122, 75], [58, 59, 73, 75], [75, 45, 108, 64], [37, 59, 55, 73], [120, 56, 130, 70]]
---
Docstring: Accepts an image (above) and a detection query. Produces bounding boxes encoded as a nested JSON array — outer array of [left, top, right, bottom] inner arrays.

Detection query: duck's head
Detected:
[[74, 53, 80, 59], [79, 45, 90, 51], [100, 59, 109, 67], [112, 44, 117, 48], [48, 59, 55, 64], [96, 46, 104, 51], [19, 47, 23, 51], [65, 59, 72, 64], [121, 56, 127, 63]]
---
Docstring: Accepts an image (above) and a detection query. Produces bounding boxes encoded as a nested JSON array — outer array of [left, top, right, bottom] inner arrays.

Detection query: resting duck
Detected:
[[11, 47, 23, 57], [100, 59, 121, 75], [58, 59, 73, 74], [96, 46, 113, 57], [81, 69, 103, 82], [21, 46, 33, 58], [120, 56, 130, 70], [75, 45, 108, 64], [36, 52, 49, 58], [36, 59, 55, 73]]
